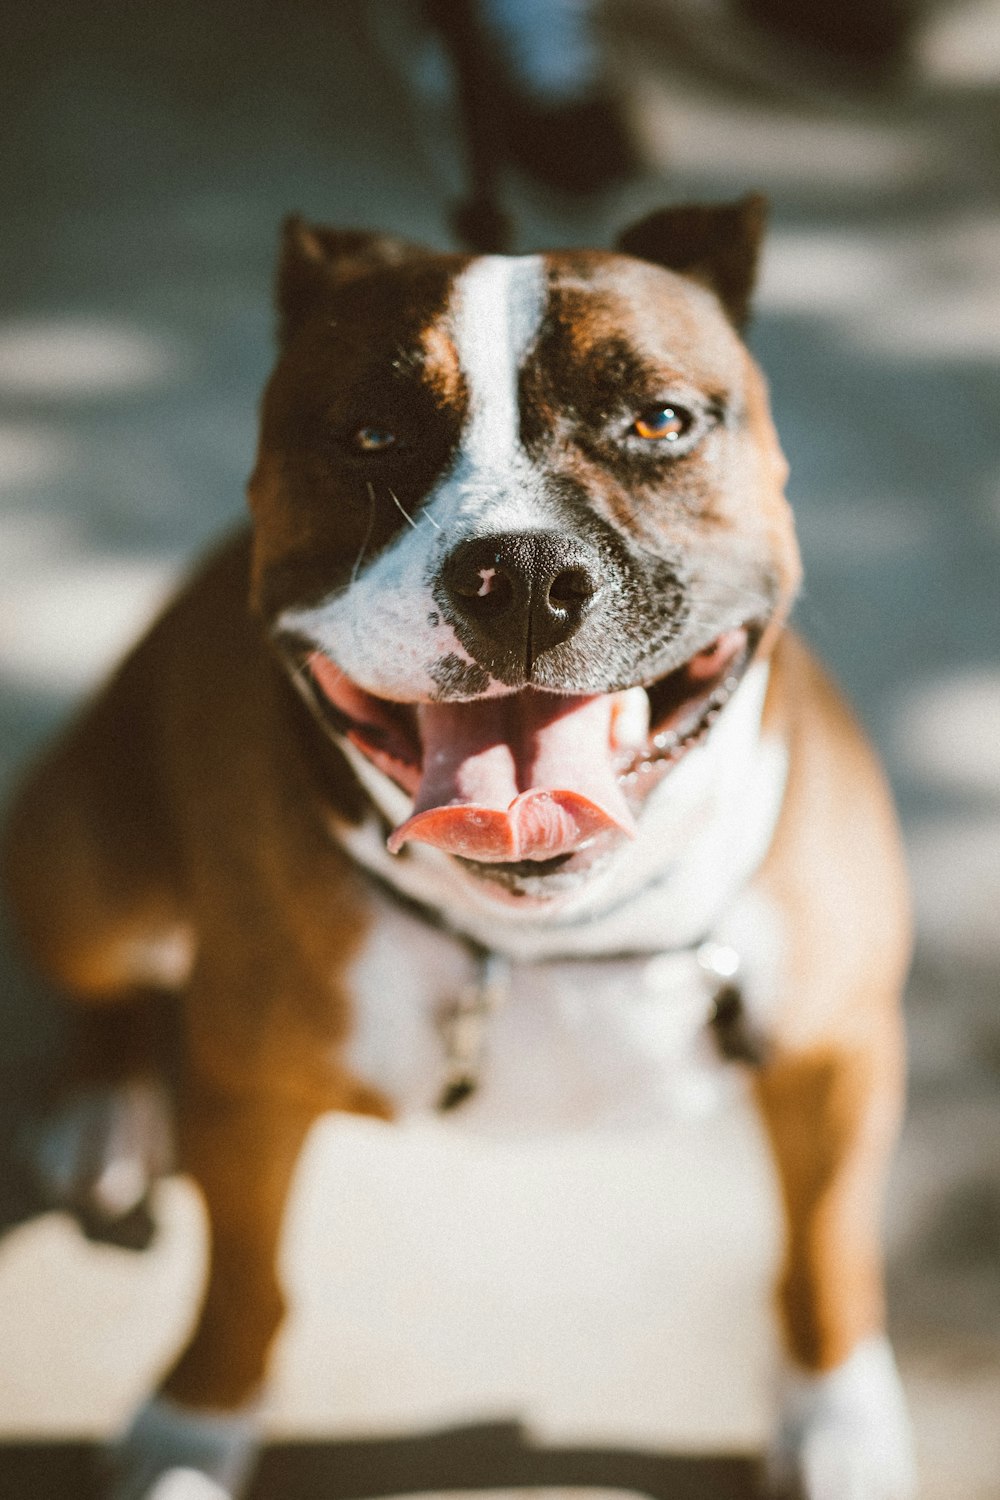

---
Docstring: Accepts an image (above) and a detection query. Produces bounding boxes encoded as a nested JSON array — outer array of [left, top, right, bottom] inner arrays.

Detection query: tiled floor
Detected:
[[1, 2, 999, 1497]]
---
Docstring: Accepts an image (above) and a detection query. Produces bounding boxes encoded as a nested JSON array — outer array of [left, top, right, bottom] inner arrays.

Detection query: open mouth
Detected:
[[294, 625, 757, 873]]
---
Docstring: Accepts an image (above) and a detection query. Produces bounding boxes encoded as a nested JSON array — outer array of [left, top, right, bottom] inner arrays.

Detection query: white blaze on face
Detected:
[[450, 253, 547, 485], [278, 254, 550, 699]]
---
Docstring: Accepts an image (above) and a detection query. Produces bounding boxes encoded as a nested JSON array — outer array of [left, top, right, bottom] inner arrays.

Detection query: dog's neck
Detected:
[[326, 662, 787, 965]]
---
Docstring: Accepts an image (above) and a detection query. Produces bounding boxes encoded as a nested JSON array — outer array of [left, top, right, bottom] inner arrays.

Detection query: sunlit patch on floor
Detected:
[[272, 1110, 778, 1446], [761, 215, 1000, 359], [919, 0, 1000, 87], [0, 510, 84, 562], [907, 816, 1000, 965], [796, 496, 936, 562], [625, 74, 941, 190], [0, 320, 183, 398], [0, 553, 180, 694], [759, 233, 899, 315], [0, 425, 76, 493], [894, 672, 1000, 799], [0, 1180, 205, 1434]]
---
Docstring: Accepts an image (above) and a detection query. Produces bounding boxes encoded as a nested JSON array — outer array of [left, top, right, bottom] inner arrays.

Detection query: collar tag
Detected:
[[436, 953, 511, 1111]]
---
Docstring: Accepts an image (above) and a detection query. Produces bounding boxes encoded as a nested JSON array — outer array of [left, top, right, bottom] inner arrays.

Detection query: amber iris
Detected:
[[632, 406, 687, 441]]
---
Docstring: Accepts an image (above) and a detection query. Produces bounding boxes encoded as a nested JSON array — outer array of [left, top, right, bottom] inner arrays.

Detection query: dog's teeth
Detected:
[[652, 729, 678, 751], [611, 687, 650, 750]]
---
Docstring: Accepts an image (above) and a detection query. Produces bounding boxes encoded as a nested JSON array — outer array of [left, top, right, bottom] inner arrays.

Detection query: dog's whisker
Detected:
[[350, 482, 378, 589], [388, 487, 419, 531]]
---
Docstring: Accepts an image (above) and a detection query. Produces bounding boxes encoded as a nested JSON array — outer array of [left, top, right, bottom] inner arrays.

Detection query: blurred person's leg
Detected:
[[432, 0, 641, 195]]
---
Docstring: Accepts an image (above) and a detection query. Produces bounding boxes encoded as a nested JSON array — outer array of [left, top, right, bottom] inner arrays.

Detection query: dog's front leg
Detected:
[[754, 1014, 916, 1500], [107, 1078, 318, 1500]]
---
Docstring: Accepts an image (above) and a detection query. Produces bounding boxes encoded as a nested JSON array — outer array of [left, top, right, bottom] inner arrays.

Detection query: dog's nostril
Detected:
[[548, 567, 597, 608]]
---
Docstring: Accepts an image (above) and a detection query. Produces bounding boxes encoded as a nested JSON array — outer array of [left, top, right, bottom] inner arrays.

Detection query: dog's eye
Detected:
[[352, 426, 398, 453], [630, 406, 692, 442]]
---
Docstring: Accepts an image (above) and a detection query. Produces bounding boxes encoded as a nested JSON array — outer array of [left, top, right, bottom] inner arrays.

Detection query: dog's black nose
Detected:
[[439, 531, 602, 680]]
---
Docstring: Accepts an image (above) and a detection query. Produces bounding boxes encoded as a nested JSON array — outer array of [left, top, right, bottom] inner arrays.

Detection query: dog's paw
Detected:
[[766, 1337, 917, 1500], [22, 1076, 173, 1248], [142, 1472, 232, 1500], [105, 1395, 261, 1500]]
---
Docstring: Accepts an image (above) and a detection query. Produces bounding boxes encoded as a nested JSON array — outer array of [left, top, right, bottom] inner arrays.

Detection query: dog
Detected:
[[1, 198, 916, 1499]]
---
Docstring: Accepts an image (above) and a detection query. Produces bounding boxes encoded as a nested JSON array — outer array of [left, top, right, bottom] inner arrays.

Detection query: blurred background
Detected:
[[1, 1, 998, 1496]]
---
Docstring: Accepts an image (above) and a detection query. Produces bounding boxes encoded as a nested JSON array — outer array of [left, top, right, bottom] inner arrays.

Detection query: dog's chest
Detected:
[[341, 895, 772, 1134]]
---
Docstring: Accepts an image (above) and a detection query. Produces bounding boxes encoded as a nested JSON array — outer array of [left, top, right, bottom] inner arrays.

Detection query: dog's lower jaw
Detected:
[[767, 1337, 917, 1500]]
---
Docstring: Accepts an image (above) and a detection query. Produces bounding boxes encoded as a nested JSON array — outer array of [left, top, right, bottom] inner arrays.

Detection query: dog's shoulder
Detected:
[[755, 631, 911, 1038]]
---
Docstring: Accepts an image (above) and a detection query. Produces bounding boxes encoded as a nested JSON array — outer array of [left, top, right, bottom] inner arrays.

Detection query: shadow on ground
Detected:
[[0, 1425, 761, 1500]]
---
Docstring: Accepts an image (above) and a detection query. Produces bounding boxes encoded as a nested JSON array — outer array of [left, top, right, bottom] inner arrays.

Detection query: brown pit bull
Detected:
[[1, 198, 916, 1500]]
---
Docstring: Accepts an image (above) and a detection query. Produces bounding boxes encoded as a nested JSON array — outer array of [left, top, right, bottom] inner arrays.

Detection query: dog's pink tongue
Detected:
[[387, 692, 636, 862]]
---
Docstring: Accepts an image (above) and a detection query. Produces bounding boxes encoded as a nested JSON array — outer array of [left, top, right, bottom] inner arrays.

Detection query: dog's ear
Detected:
[[616, 194, 768, 331], [277, 216, 426, 345]]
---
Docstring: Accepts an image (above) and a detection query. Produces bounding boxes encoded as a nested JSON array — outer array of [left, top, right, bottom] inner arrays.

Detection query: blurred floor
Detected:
[[1, 2, 999, 1497]]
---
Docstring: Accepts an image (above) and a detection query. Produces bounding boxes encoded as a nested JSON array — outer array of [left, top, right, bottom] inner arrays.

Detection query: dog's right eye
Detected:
[[352, 426, 398, 453], [630, 405, 692, 443]]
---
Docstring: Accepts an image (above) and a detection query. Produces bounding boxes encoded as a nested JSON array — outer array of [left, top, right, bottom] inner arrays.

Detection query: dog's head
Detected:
[[250, 199, 800, 903]]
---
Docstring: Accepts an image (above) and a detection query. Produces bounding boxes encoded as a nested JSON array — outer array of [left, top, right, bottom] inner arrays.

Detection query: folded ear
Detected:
[[277, 216, 428, 345], [615, 194, 768, 330]]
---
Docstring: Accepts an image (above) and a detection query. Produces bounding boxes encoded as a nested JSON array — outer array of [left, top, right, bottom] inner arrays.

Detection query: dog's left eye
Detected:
[[630, 406, 692, 442], [352, 426, 398, 453]]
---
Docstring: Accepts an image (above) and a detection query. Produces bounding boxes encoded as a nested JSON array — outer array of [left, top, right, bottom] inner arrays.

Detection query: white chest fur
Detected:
[[343, 883, 783, 1135]]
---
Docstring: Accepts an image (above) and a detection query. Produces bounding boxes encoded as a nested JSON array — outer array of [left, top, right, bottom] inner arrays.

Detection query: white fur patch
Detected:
[[277, 523, 472, 702], [108, 1394, 261, 1500], [769, 1337, 917, 1500], [145, 1471, 232, 1500], [451, 254, 546, 474], [118, 926, 195, 989]]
